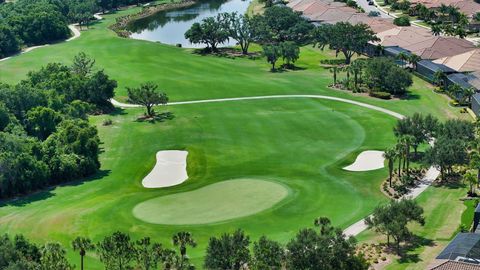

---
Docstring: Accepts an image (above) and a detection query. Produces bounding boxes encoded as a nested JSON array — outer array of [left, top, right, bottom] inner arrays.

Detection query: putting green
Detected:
[[133, 179, 290, 225]]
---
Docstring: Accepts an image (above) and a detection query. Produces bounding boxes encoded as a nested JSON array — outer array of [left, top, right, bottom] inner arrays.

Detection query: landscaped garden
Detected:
[[0, 1, 472, 269]]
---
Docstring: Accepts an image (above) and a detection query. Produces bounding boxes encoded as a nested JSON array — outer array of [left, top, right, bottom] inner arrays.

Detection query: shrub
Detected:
[[368, 11, 381, 16], [346, 0, 358, 7], [394, 16, 411, 26], [102, 119, 113, 126], [369, 91, 392, 99]]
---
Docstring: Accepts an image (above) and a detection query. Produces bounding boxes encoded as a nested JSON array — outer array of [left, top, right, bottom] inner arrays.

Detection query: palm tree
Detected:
[[464, 170, 478, 196], [72, 237, 95, 270], [433, 70, 447, 89], [395, 142, 403, 177], [402, 135, 414, 177], [172, 232, 196, 268], [350, 60, 364, 91], [329, 66, 339, 85], [463, 87, 476, 105], [408, 54, 422, 71], [396, 52, 408, 68], [314, 217, 332, 235], [431, 24, 442, 36], [383, 148, 396, 187], [470, 151, 480, 185]]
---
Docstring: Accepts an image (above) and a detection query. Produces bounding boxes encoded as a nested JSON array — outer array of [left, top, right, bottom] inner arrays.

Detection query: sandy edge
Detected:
[[343, 150, 385, 172], [142, 150, 188, 188]]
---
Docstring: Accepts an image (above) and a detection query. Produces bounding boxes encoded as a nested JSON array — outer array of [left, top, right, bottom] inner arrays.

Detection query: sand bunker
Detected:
[[142, 150, 188, 188], [343, 150, 385, 171]]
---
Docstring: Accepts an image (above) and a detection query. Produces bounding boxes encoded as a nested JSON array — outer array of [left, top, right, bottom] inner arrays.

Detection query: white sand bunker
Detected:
[[142, 150, 188, 188], [343, 150, 385, 172]]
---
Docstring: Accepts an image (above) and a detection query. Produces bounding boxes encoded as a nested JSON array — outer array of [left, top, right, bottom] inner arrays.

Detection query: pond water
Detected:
[[127, 0, 251, 48]]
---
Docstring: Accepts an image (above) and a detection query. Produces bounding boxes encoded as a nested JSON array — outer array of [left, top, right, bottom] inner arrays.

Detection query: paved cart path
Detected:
[[112, 94, 440, 237]]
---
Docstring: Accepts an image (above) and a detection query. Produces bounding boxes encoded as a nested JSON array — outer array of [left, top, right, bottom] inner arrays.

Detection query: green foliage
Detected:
[[204, 229, 250, 270], [313, 22, 379, 64], [369, 91, 391, 99], [252, 236, 284, 270], [393, 15, 411, 26], [365, 199, 424, 253], [184, 15, 230, 52], [287, 217, 369, 269], [364, 57, 412, 95], [0, 24, 20, 58], [97, 231, 136, 270], [127, 82, 168, 117], [134, 237, 163, 270], [40, 242, 73, 270], [262, 44, 281, 71]]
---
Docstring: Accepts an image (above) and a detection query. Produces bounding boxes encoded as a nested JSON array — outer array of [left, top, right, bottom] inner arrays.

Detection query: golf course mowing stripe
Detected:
[[132, 179, 290, 225]]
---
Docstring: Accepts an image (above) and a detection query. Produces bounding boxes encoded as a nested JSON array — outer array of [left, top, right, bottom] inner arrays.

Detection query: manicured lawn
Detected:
[[133, 179, 289, 225], [0, 4, 470, 269], [0, 99, 396, 268], [357, 184, 468, 270]]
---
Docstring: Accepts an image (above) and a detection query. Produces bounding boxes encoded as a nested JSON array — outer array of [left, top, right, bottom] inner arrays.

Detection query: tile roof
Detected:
[[429, 260, 480, 270], [434, 49, 480, 72], [409, 0, 480, 17]]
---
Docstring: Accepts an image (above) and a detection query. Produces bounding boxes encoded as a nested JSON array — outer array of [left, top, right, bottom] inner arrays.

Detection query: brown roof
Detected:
[[375, 26, 476, 59], [429, 260, 480, 270], [409, 0, 480, 17], [434, 49, 480, 72]]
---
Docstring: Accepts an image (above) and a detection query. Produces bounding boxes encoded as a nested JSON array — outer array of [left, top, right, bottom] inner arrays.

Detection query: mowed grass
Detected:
[[133, 179, 290, 225], [0, 5, 466, 121], [0, 3, 470, 269], [0, 99, 395, 268], [357, 185, 468, 270]]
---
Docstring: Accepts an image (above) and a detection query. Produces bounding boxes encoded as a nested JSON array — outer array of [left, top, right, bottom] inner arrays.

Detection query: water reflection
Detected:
[[128, 0, 251, 47]]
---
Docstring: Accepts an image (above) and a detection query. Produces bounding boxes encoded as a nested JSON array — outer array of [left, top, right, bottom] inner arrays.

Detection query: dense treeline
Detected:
[[0, 53, 116, 199], [0, 0, 152, 58], [0, 217, 370, 270]]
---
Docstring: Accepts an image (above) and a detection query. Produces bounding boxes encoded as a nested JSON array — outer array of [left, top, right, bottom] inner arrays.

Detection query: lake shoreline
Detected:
[[109, 0, 197, 38]]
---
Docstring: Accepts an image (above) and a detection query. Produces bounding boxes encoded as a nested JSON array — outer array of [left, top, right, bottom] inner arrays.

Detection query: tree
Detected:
[[172, 232, 196, 269], [364, 57, 412, 95], [0, 24, 20, 58], [262, 44, 281, 71], [134, 237, 163, 270], [393, 16, 411, 26], [184, 15, 229, 52], [350, 60, 364, 90], [97, 231, 135, 270], [280, 41, 300, 68], [326, 22, 379, 64], [365, 199, 424, 253], [384, 148, 396, 187], [204, 229, 250, 270], [72, 52, 95, 77], [464, 170, 478, 196], [127, 82, 168, 117], [72, 237, 95, 270], [286, 218, 368, 269], [40, 242, 73, 270], [253, 6, 314, 45], [408, 54, 422, 71], [396, 52, 409, 68], [224, 13, 254, 55], [431, 24, 442, 36], [330, 66, 339, 85], [26, 106, 62, 140], [0, 102, 10, 131], [424, 136, 468, 179], [433, 70, 447, 89], [252, 236, 284, 270]]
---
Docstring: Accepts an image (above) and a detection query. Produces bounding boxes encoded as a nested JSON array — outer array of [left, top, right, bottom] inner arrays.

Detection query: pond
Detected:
[[127, 0, 252, 48]]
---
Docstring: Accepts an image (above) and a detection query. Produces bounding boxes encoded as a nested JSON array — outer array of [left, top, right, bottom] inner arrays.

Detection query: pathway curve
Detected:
[[0, 13, 103, 63], [112, 94, 440, 237]]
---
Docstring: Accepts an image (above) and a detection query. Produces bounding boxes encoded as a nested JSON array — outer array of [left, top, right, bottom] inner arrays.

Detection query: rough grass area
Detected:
[[133, 179, 289, 225]]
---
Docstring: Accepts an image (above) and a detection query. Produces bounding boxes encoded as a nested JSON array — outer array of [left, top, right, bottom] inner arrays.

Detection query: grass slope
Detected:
[[0, 4, 470, 269], [0, 99, 395, 268]]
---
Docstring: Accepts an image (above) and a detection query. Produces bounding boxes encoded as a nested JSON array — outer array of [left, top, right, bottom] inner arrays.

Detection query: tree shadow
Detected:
[[0, 170, 111, 207], [109, 107, 127, 116], [135, 111, 175, 123], [397, 235, 435, 264]]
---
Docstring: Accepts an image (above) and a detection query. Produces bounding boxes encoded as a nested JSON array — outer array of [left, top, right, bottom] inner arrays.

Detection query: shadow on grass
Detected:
[[396, 235, 435, 264], [109, 107, 127, 116], [0, 169, 111, 207], [135, 112, 175, 123]]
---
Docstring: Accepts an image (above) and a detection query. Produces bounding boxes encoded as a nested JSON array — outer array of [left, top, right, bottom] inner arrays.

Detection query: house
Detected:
[[374, 26, 476, 60], [434, 49, 480, 73], [408, 0, 480, 19], [429, 260, 480, 270], [430, 233, 480, 268], [416, 59, 457, 81]]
